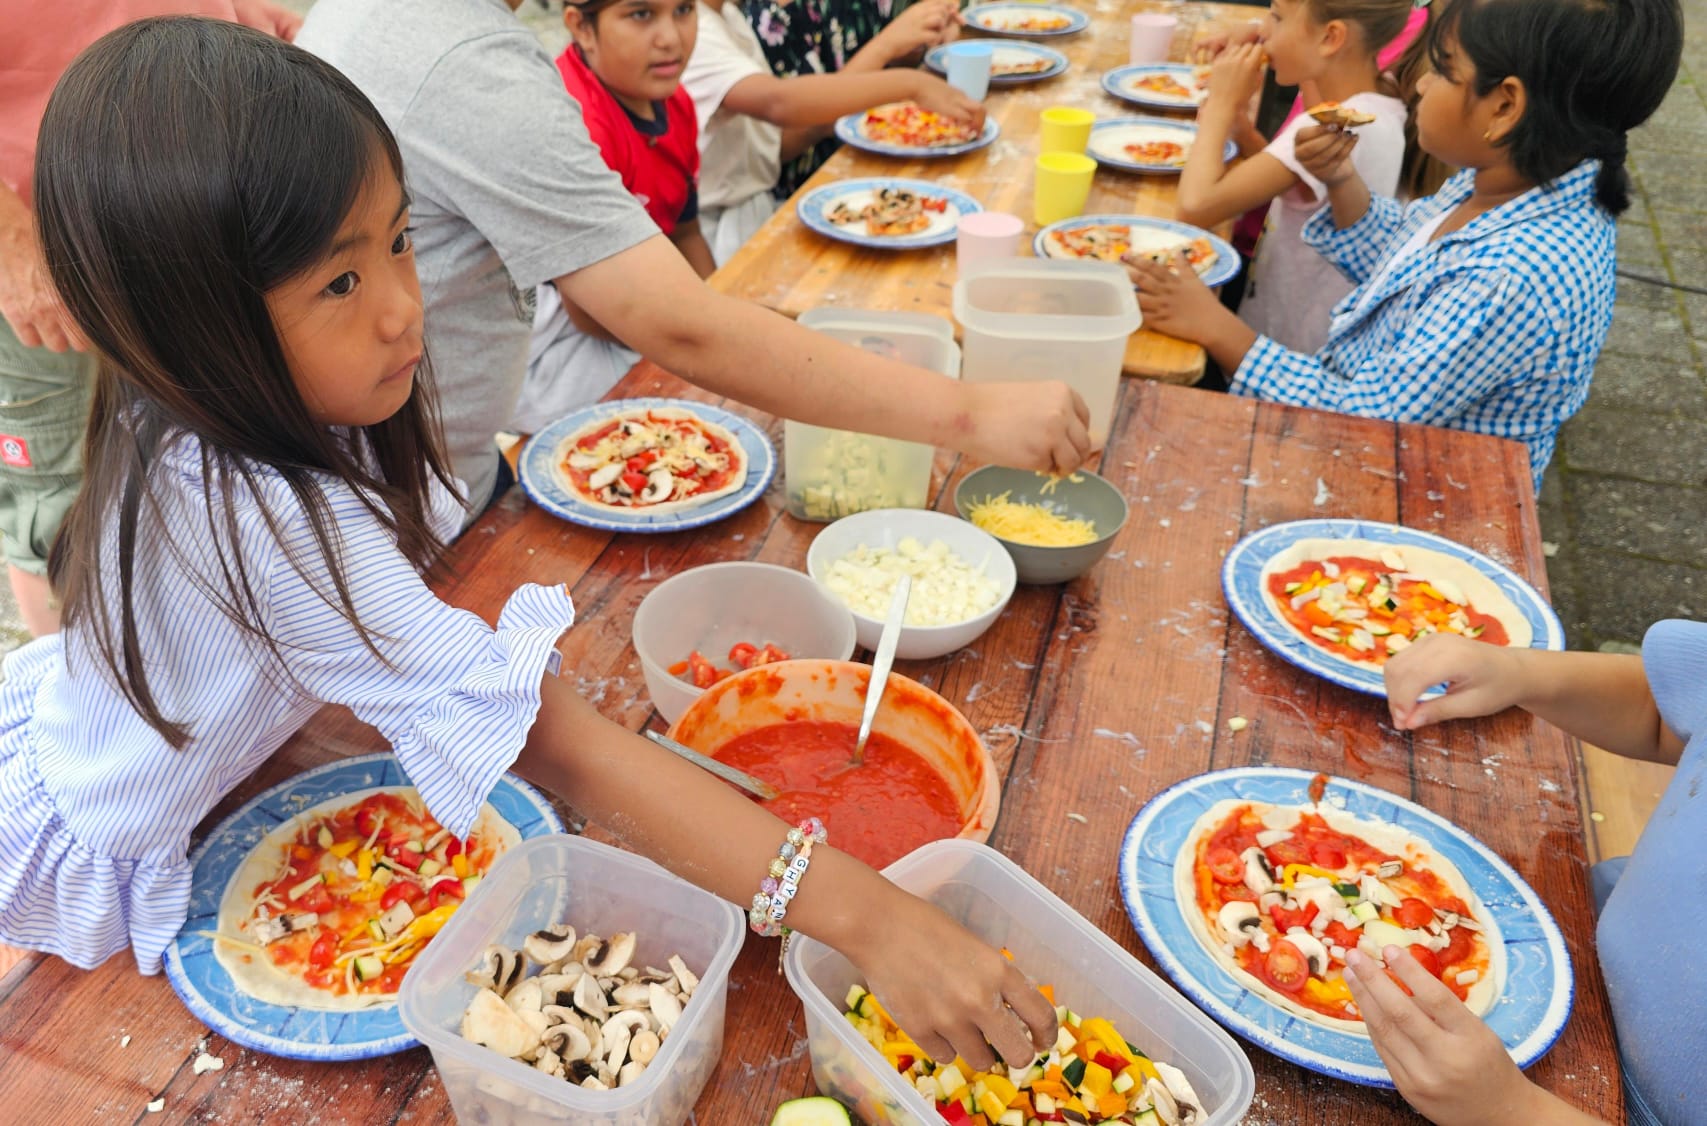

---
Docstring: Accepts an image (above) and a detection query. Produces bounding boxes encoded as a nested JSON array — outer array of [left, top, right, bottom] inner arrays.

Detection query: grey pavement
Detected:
[[1, 0, 1700, 661]]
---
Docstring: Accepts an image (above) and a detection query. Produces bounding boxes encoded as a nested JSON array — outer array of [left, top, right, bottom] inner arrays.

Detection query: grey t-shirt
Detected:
[[298, 0, 659, 511]]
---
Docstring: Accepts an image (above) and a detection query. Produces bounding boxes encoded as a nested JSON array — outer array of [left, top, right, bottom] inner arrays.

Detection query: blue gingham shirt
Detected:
[[0, 433, 576, 974], [1231, 160, 1616, 490]]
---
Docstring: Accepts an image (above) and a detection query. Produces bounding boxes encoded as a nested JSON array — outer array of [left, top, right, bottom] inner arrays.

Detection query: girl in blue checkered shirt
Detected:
[[1130, 0, 1683, 494]]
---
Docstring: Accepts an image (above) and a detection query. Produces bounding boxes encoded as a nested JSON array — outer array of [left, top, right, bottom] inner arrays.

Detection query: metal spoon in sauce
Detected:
[[850, 573, 911, 769], [644, 729, 779, 801]]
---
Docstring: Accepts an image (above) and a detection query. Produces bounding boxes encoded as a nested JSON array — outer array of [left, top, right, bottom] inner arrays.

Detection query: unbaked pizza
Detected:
[[214, 787, 518, 1009], [1123, 138, 1188, 165], [1045, 224, 1219, 274], [1177, 787, 1502, 1032], [857, 102, 981, 148], [992, 54, 1054, 76], [1259, 538, 1532, 668], [553, 407, 748, 515], [978, 11, 1072, 31], [827, 187, 950, 236]]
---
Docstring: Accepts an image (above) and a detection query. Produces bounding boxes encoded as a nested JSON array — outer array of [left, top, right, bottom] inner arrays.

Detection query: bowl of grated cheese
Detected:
[[954, 466, 1129, 584], [805, 509, 1017, 660]]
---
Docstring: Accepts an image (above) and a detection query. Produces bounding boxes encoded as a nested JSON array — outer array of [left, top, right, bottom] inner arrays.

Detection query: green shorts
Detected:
[[0, 317, 94, 575]]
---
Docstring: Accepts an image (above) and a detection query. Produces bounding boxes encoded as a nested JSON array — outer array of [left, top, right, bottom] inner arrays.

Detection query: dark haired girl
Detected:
[[0, 17, 1055, 1072], [1130, 0, 1683, 495]]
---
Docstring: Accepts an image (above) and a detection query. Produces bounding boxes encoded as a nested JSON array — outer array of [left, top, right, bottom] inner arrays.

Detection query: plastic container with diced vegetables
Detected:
[[786, 310, 960, 522], [782, 840, 1254, 1126]]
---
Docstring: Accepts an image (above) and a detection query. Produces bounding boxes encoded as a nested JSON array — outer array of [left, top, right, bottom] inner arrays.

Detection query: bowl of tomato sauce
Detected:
[[667, 659, 998, 869]]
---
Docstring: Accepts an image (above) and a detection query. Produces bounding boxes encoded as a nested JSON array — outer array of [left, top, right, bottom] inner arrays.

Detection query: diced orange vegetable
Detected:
[[1038, 983, 1055, 1005], [1098, 1091, 1128, 1118]]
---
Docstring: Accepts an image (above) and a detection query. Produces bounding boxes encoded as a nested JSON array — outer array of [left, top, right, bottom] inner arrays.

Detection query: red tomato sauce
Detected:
[[1268, 555, 1512, 666], [560, 412, 740, 500], [712, 721, 962, 869]]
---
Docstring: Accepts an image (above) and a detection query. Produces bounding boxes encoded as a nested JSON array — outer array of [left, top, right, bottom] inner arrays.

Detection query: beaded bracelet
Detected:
[[749, 817, 827, 938]]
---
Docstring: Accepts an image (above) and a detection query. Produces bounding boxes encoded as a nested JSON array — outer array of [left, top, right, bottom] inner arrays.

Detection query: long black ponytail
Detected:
[[1432, 0, 1682, 215]]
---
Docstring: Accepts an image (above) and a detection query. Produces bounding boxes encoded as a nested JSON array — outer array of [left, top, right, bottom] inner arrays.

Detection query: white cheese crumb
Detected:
[[1312, 478, 1331, 506], [1227, 716, 1248, 732], [1065, 812, 1088, 824], [146, 1099, 165, 1114], [1456, 969, 1481, 986], [193, 1051, 224, 1075], [1194, 719, 1212, 735], [120, 1034, 132, 1048], [822, 538, 1002, 626]]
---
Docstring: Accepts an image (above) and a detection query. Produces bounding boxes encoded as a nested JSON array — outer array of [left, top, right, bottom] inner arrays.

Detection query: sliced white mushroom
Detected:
[[668, 955, 699, 996], [537, 973, 582, 1008], [629, 1029, 660, 1066], [1154, 1060, 1204, 1125], [505, 976, 545, 1016], [460, 988, 540, 1059], [1253, 829, 1293, 848], [639, 468, 674, 504], [601, 1010, 649, 1072], [1240, 846, 1276, 895], [584, 932, 637, 977], [648, 982, 683, 1032], [465, 945, 524, 994], [572, 971, 610, 1022], [541, 1021, 594, 1063], [1216, 901, 1262, 948], [579, 1075, 609, 1092], [1285, 929, 1330, 976], [587, 462, 624, 491], [1145, 1076, 1182, 1126], [611, 981, 652, 1009], [567, 452, 602, 471], [618, 1060, 647, 1087], [524, 925, 578, 966]]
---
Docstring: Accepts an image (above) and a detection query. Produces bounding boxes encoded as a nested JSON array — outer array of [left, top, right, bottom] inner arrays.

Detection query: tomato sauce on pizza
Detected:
[[559, 409, 743, 511], [1267, 553, 1513, 667], [1189, 801, 1494, 1024], [860, 103, 980, 148]]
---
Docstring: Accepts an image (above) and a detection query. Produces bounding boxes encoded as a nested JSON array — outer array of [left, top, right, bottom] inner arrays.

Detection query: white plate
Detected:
[[963, 2, 1089, 37], [924, 41, 1069, 84], [833, 110, 1000, 159], [1102, 62, 1208, 109], [1086, 117, 1237, 174], [796, 178, 982, 251], [1033, 213, 1240, 288]]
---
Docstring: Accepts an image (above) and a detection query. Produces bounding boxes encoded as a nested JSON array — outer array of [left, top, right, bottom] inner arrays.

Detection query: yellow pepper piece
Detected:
[[356, 848, 373, 881], [1079, 1018, 1135, 1064], [983, 1073, 1018, 1105], [328, 839, 359, 859], [1303, 975, 1355, 1006], [451, 853, 470, 880], [1064, 1095, 1089, 1115], [402, 904, 458, 941], [1282, 862, 1343, 888], [976, 1090, 1006, 1120], [1125, 1055, 1163, 1086], [1079, 1060, 1113, 1099]]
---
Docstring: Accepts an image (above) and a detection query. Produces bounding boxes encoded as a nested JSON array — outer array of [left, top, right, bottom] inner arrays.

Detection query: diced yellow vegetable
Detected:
[[1080, 1018, 1134, 1064], [356, 849, 373, 881], [329, 840, 359, 859], [976, 1090, 1006, 1120], [983, 1073, 1018, 1105], [1079, 1061, 1113, 1099], [451, 854, 470, 879]]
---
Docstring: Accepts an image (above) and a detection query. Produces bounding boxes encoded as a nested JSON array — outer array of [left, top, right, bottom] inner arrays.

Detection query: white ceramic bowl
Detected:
[[804, 509, 1017, 660], [632, 562, 858, 725]]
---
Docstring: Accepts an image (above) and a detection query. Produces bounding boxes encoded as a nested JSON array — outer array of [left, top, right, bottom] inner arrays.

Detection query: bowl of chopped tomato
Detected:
[[633, 562, 859, 724]]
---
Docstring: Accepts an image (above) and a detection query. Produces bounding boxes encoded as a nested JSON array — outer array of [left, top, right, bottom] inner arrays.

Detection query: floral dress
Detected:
[[745, 0, 900, 197]]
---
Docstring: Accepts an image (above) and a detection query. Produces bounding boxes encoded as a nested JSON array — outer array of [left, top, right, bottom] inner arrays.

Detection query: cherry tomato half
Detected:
[[1407, 944, 1442, 979], [428, 878, 466, 911], [1309, 842, 1348, 870], [309, 930, 338, 971], [1393, 897, 1436, 929], [381, 881, 425, 910], [1264, 939, 1311, 993], [1206, 846, 1246, 884]]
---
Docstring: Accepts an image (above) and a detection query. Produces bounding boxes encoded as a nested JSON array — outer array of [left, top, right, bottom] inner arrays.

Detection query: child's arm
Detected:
[[0, 180, 85, 354], [719, 67, 984, 133], [1176, 44, 1298, 229], [670, 218, 717, 279], [559, 234, 1093, 473], [515, 677, 1058, 1069], [1344, 948, 1606, 1126], [1384, 634, 1685, 766], [842, 0, 962, 72]]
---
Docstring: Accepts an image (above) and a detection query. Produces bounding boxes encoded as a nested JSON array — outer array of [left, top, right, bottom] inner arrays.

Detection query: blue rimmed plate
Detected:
[[925, 41, 1069, 84], [1102, 63, 1208, 110], [797, 178, 983, 251], [833, 110, 1000, 159], [1087, 117, 1237, 174], [1033, 214, 1239, 289], [518, 397, 776, 533], [1118, 767, 1572, 1087], [963, 2, 1088, 37], [1222, 518, 1566, 698], [164, 754, 562, 1060]]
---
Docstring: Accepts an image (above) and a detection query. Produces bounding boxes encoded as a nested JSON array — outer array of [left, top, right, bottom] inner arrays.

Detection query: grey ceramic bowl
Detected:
[[953, 466, 1129, 584]]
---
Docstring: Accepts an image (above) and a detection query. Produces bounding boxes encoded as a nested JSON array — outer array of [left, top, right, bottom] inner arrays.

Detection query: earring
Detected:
[[1483, 129, 1492, 141]]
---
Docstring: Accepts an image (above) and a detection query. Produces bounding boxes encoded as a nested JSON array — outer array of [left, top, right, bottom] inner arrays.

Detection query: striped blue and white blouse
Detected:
[[1231, 160, 1617, 491], [0, 433, 575, 974]]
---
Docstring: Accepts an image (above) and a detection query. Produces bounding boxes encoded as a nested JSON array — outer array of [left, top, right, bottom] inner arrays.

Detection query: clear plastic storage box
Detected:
[[786, 309, 960, 521], [952, 259, 1141, 450], [783, 839, 1255, 1126], [400, 834, 744, 1126]]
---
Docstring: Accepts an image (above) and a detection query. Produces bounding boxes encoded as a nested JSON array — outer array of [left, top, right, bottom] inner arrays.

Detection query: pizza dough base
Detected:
[[856, 104, 977, 148], [551, 406, 749, 516], [214, 786, 521, 1011], [1174, 797, 1505, 1035], [1258, 537, 1535, 663]]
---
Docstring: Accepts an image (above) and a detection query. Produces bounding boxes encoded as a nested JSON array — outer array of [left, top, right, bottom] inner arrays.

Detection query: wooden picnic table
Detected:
[[710, 0, 1263, 387], [0, 361, 1621, 1124]]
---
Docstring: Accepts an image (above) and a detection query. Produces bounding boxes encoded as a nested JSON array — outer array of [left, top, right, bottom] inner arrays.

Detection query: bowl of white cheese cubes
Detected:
[[805, 509, 1017, 660]]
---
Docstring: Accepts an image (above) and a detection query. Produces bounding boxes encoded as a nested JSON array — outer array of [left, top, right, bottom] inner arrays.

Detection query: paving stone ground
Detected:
[[1, 0, 1700, 659]]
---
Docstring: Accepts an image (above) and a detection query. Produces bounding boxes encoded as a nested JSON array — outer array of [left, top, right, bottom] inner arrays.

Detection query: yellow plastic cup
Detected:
[[1038, 107, 1096, 155], [1033, 152, 1097, 226]]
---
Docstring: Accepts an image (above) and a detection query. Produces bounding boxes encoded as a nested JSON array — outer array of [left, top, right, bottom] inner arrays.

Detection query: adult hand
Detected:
[[1344, 948, 1550, 1126], [1124, 251, 1225, 346], [874, 0, 962, 63], [911, 74, 986, 133], [1383, 633, 1529, 732], [232, 0, 303, 40], [1295, 122, 1361, 188], [962, 379, 1092, 475], [1204, 41, 1267, 112], [0, 197, 85, 354], [851, 891, 1058, 1072]]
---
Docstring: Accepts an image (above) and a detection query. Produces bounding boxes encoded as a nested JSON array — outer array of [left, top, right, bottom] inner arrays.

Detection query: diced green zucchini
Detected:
[[855, 993, 877, 1019], [1335, 882, 1362, 899], [997, 1110, 1025, 1126], [460, 875, 481, 895], [768, 1097, 852, 1126], [353, 954, 385, 982], [1062, 1056, 1087, 1088], [844, 984, 867, 1012], [1113, 1071, 1137, 1094], [1351, 901, 1380, 923], [287, 872, 326, 900], [1132, 1110, 1161, 1126], [417, 858, 442, 878], [367, 919, 385, 942], [1346, 576, 1366, 594]]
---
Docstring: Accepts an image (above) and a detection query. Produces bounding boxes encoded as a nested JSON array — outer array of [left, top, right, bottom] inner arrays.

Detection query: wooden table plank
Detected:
[[0, 364, 1621, 1124], [710, 0, 1264, 386]]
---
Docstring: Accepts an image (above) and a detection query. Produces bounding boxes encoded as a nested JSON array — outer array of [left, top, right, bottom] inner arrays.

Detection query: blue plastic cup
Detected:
[[944, 41, 994, 101]]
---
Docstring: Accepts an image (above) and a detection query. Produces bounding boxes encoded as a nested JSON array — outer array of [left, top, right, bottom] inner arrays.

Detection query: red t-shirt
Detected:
[[556, 46, 699, 236]]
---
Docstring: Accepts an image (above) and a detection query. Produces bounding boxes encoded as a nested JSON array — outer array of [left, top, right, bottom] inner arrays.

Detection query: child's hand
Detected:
[[962, 379, 1092, 473], [876, 0, 962, 62], [1204, 42, 1267, 111], [1344, 948, 1543, 1126], [1124, 250, 1228, 346], [1383, 634, 1528, 731], [1294, 123, 1361, 187], [851, 892, 1058, 1070], [912, 75, 987, 133], [1190, 17, 1262, 64]]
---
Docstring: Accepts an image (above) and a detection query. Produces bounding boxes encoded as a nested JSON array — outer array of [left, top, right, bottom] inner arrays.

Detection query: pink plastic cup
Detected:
[[956, 212, 1025, 277], [1130, 13, 1178, 64]]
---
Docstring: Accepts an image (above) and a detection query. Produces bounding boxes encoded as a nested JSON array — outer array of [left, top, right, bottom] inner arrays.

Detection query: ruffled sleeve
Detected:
[[261, 486, 574, 839]]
